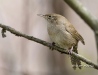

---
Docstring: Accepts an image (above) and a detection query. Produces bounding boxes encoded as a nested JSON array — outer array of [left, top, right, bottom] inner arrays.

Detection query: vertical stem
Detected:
[[95, 32, 98, 63]]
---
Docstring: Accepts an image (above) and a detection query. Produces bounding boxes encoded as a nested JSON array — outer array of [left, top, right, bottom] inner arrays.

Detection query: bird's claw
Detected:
[[67, 50, 72, 55], [49, 42, 55, 50]]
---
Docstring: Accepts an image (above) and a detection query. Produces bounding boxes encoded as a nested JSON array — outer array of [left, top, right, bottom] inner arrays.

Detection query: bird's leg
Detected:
[[68, 46, 73, 55], [49, 42, 55, 50], [66, 46, 73, 58]]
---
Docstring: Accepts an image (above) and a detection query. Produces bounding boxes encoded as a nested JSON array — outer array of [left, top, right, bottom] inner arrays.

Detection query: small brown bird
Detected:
[[38, 14, 85, 69]]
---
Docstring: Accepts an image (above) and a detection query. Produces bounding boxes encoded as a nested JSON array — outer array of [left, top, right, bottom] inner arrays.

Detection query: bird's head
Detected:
[[38, 14, 64, 24]]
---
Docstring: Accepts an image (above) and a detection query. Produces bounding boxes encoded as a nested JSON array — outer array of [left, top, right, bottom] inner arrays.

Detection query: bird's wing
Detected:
[[64, 23, 85, 45]]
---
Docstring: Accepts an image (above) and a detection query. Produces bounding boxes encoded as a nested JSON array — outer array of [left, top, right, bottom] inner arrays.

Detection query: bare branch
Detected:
[[64, 0, 98, 31], [0, 23, 98, 70]]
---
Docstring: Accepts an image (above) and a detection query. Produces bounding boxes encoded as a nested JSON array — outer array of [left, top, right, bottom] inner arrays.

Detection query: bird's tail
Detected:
[[70, 45, 82, 69]]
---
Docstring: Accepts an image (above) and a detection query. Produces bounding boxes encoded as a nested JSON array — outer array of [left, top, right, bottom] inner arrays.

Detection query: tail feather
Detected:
[[70, 44, 82, 69], [81, 39, 85, 45]]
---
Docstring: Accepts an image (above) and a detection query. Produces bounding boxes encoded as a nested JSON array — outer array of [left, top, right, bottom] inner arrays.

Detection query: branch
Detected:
[[64, 0, 98, 62], [0, 24, 98, 70], [64, 0, 98, 31]]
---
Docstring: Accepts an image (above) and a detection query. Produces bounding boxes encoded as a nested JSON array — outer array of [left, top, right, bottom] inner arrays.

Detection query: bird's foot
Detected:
[[67, 50, 73, 58], [49, 42, 55, 50], [68, 46, 73, 55], [67, 50, 72, 55]]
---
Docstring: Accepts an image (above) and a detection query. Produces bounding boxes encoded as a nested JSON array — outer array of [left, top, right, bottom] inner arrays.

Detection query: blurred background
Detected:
[[0, 0, 98, 75]]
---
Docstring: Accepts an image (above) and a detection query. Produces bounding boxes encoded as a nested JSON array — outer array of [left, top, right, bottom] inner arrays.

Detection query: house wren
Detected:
[[38, 14, 85, 69]]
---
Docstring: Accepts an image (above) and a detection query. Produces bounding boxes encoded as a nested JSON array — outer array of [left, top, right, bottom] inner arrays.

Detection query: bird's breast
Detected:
[[47, 23, 76, 49]]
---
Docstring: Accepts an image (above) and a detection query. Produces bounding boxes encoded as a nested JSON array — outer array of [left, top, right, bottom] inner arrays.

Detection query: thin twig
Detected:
[[64, 0, 98, 30], [0, 23, 98, 70]]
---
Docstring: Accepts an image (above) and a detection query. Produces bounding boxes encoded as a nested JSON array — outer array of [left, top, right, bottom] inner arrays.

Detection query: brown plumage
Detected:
[[64, 23, 85, 45], [38, 14, 85, 69]]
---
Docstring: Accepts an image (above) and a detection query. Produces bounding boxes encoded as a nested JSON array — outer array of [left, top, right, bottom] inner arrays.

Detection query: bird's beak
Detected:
[[37, 14, 45, 18]]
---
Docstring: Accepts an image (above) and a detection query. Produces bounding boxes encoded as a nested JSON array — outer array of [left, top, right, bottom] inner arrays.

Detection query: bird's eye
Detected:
[[48, 15, 51, 18]]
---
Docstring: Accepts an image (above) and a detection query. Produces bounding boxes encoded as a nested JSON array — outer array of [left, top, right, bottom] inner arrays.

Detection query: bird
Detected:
[[38, 13, 85, 69]]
